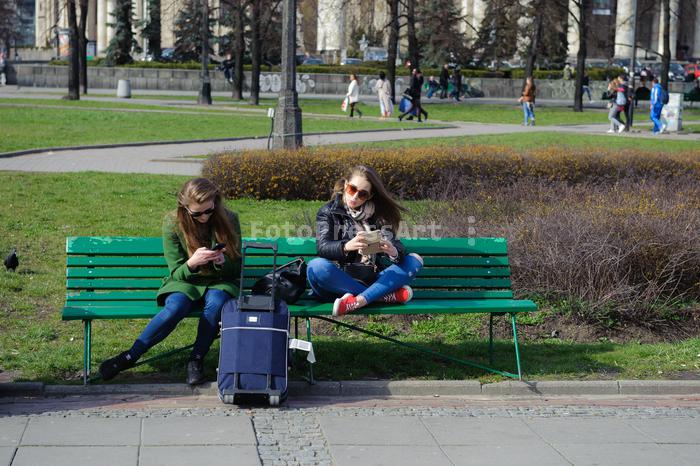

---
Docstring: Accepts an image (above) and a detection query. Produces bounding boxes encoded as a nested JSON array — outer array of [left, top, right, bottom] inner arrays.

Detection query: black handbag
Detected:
[[251, 257, 307, 304], [341, 262, 378, 286]]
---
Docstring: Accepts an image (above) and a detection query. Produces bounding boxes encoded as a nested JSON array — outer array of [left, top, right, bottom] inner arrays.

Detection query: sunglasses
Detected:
[[345, 183, 371, 201], [186, 206, 216, 218]]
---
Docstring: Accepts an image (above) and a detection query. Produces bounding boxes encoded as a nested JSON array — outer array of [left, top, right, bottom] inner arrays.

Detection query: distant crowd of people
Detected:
[[341, 63, 674, 135]]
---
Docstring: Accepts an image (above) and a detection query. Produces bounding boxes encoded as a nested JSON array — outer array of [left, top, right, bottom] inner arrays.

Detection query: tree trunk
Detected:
[[249, 0, 261, 105], [198, 0, 212, 104], [386, 0, 399, 103], [78, 0, 88, 94], [232, 0, 245, 100], [66, 0, 80, 100], [523, 0, 543, 90], [573, 0, 587, 112], [406, 0, 419, 69], [661, 0, 670, 90]]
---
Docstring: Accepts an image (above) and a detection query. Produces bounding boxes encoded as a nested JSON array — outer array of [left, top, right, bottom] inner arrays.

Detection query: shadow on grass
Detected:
[[287, 338, 621, 382]]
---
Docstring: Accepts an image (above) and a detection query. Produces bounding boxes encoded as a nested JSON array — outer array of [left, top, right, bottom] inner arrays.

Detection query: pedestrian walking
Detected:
[[346, 74, 363, 118], [649, 77, 667, 134], [519, 76, 536, 126], [98, 178, 242, 385], [306, 164, 424, 316], [439, 64, 449, 99], [582, 73, 593, 102], [399, 68, 427, 122], [616, 73, 630, 132], [374, 71, 393, 118], [0, 52, 6, 87], [606, 78, 624, 133], [450, 67, 462, 101]]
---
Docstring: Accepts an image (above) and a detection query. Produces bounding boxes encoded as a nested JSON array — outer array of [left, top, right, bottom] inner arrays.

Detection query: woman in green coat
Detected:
[[99, 178, 242, 384]]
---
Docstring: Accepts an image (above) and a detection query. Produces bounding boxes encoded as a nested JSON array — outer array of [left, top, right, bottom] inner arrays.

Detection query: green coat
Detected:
[[156, 209, 242, 305]]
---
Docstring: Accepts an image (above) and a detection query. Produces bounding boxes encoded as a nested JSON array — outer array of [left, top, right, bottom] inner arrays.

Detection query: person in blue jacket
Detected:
[[650, 77, 667, 134]]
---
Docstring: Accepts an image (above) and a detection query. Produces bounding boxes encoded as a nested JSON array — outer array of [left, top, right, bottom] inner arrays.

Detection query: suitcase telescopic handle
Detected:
[[239, 240, 278, 305]]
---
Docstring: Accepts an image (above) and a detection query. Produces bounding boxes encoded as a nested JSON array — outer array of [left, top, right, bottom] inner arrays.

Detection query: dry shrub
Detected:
[[202, 145, 700, 200], [421, 178, 700, 325]]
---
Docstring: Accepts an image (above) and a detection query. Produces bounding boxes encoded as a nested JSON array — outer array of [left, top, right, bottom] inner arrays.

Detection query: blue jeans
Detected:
[[522, 102, 535, 125], [306, 254, 423, 304], [650, 104, 664, 132], [129, 289, 231, 360]]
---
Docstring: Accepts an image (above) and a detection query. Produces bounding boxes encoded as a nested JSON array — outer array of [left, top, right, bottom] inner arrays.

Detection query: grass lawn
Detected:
[[343, 131, 700, 151], [1, 171, 699, 384], [0, 100, 422, 153]]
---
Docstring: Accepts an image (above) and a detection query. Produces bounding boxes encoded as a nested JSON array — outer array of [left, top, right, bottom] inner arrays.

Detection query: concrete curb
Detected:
[[4, 380, 700, 398]]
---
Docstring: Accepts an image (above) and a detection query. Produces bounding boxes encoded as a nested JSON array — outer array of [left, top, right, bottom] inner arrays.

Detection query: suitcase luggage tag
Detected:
[[238, 241, 278, 312]]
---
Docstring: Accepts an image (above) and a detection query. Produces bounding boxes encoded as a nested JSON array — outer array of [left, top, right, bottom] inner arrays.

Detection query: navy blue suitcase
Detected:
[[217, 242, 290, 406]]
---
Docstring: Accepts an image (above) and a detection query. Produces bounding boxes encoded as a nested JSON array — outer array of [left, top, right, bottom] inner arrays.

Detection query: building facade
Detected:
[[32, 0, 700, 61]]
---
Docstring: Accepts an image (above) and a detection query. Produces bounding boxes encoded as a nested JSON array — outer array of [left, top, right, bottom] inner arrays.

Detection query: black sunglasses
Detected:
[[186, 206, 216, 218]]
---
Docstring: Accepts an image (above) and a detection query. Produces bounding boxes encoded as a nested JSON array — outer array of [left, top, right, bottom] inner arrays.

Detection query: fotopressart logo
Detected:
[[249, 221, 450, 240]]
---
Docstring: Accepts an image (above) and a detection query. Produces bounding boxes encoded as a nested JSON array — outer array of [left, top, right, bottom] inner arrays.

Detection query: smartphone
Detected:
[[212, 242, 226, 251]]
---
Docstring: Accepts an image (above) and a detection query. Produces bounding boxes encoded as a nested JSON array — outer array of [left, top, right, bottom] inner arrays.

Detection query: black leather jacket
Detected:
[[316, 194, 406, 269]]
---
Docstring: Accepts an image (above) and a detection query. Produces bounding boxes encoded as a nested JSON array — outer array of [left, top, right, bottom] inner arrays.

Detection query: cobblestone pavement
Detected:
[[2, 394, 700, 465]]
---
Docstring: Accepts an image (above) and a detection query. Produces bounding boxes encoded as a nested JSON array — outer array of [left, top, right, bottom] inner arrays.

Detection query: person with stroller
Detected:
[[98, 178, 242, 385], [399, 68, 428, 122], [306, 165, 424, 316]]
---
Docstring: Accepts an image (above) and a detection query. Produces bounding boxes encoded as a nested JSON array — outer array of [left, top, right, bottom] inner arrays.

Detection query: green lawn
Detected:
[[0, 101, 420, 153], [344, 131, 700, 151], [1, 171, 699, 384]]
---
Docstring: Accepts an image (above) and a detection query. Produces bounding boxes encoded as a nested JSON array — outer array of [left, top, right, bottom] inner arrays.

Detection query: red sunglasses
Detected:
[[345, 183, 371, 201]]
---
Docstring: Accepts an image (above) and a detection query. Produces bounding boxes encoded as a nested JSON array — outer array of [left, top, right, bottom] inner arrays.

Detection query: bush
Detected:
[[203, 145, 700, 201], [420, 178, 700, 326]]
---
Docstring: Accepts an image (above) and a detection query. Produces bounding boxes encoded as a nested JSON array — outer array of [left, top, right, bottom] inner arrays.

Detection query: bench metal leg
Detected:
[[489, 313, 494, 365], [511, 313, 523, 380], [83, 320, 92, 385], [306, 318, 315, 385], [314, 315, 520, 379]]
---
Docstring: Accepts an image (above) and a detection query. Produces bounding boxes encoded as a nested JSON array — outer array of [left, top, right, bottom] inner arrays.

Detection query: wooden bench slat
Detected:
[[67, 257, 168, 267], [66, 276, 513, 290], [66, 289, 515, 303], [67, 291, 158, 301], [63, 298, 536, 320], [68, 266, 512, 280]]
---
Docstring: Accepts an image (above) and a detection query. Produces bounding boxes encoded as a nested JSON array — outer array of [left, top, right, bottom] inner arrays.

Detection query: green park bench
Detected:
[[62, 236, 537, 385]]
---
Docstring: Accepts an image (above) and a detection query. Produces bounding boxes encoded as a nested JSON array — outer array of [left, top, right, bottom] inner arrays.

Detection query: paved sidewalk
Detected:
[[2, 392, 700, 466], [1, 122, 697, 176]]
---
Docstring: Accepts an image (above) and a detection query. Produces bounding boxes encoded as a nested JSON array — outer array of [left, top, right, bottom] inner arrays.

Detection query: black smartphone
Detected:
[[212, 242, 226, 251]]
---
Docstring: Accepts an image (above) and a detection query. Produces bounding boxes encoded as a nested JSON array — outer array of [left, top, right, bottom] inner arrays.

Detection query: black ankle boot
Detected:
[[98, 351, 135, 381], [186, 359, 205, 385]]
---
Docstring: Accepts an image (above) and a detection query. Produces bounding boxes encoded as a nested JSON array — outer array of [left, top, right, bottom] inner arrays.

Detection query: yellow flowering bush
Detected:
[[203, 145, 700, 200]]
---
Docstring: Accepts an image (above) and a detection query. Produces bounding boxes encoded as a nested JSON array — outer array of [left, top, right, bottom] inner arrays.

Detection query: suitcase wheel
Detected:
[[269, 395, 280, 406], [223, 394, 234, 404]]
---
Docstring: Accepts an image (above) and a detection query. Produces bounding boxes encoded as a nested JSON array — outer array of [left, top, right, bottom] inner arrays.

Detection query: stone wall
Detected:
[[12, 64, 694, 99]]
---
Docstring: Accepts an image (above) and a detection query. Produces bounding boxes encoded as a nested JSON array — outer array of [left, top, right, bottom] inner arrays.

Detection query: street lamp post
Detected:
[[271, 0, 303, 149]]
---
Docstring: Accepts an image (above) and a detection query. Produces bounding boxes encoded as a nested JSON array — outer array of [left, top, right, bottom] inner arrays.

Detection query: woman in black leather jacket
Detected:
[[307, 165, 424, 316]]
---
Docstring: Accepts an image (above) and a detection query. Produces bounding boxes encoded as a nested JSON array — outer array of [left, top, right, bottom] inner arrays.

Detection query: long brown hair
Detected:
[[332, 165, 406, 232], [175, 178, 240, 260]]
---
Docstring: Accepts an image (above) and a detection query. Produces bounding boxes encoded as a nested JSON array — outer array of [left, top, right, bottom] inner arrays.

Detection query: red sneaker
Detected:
[[382, 285, 413, 304], [332, 293, 362, 316]]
